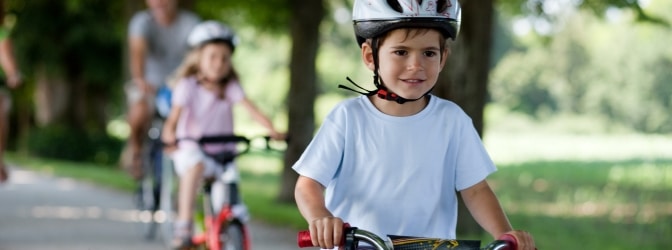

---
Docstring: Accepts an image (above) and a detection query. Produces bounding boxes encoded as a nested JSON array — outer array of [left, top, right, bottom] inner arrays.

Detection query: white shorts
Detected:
[[171, 147, 240, 183]]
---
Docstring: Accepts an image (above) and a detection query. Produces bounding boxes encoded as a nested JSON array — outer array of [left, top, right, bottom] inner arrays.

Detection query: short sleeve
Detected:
[[225, 81, 246, 104], [128, 11, 150, 38], [454, 115, 497, 191], [172, 78, 194, 107]]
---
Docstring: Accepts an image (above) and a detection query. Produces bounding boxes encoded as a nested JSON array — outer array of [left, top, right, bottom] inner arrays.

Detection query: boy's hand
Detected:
[[309, 216, 344, 249], [502, 230, 536, 250]]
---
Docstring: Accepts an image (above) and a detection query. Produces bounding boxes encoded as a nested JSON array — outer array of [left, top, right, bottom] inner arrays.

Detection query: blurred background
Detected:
[[1, 0, 670, 249]]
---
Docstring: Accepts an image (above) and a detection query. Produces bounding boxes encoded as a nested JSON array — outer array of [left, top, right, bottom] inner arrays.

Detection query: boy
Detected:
[[293, 0, 536, 249]]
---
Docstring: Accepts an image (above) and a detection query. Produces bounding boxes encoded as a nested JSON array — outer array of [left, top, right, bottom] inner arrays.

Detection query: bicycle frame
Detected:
[[191, 182, 250, 250], [298, 225, 517, 250]]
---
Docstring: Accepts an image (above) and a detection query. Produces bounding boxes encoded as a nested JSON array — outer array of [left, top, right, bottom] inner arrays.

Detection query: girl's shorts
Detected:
[[171, 147, 239, 182]]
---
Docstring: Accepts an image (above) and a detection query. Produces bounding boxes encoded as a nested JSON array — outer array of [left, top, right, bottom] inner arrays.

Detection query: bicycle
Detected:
[[134, 85, 172, 240], [160, 134, 284, 250], [297, 224, 519, 250]]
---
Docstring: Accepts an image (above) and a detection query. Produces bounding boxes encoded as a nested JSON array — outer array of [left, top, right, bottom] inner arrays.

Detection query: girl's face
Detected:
[[198, 43, 232, 83], [362, 28, 448, 101]]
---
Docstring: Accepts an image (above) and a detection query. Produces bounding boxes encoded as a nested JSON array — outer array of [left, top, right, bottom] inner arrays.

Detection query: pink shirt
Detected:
[[172, 76, 245, 153]]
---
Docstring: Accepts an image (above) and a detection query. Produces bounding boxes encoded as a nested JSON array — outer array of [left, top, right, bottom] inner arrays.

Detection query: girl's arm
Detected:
[[239, 97, 284, 140], [295, 176, 344, 249], [161, 105, 183, 149], [461, 180, 537, 250]]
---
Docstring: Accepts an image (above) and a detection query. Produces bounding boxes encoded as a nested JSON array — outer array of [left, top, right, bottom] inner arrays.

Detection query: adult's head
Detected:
[[146, 0, 179, 25]]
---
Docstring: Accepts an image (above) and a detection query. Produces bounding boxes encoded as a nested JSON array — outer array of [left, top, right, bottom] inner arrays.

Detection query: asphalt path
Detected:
[[0, 165, 299, 250]]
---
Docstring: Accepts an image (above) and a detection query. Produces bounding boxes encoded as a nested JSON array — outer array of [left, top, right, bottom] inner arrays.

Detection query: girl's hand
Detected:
[[269, 130, 287, 141], [309, 216, 344, 249], [161, 131, 177, 153]]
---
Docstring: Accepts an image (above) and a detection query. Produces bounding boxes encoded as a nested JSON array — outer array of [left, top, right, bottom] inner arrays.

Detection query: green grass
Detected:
[[7, 132, 672, 249]]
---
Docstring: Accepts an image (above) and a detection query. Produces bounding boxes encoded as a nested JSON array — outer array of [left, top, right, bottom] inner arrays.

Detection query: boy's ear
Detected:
[[361, 43, 376, 71]]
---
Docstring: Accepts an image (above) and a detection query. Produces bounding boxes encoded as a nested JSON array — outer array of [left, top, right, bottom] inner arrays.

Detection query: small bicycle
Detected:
[[297, 224, 519, 250], [160, 134, 284, 250]]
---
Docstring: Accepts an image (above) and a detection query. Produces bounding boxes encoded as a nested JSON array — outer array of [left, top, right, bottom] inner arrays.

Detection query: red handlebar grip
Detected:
[[498, 233, 518, 250], [297, 230, 313, 248]]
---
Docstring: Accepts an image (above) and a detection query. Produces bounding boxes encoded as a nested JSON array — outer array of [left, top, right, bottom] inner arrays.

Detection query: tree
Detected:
[[279, 0, 325, 203], [7, 0, 124, 162]]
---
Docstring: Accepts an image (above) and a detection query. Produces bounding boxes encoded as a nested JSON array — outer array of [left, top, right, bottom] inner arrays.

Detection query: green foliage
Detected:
[[194, 0, 290, 33], [490, 5, 672, 133], [8, 0, 123, 87], [26, 124, 123, 166]]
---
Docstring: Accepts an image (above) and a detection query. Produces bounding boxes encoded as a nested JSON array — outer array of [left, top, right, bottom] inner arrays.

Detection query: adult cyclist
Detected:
[[121, 0, 200, 180]]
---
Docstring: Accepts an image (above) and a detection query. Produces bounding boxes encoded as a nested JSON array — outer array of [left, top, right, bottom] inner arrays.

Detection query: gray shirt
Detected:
[[128, 10, 200, 87]]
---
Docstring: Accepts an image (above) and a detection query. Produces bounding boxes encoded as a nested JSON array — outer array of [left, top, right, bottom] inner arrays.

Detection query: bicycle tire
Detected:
[[219, 221, 245, 250]]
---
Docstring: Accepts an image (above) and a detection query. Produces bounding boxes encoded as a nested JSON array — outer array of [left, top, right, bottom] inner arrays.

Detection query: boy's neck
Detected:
[[368, 95, 429, 117]]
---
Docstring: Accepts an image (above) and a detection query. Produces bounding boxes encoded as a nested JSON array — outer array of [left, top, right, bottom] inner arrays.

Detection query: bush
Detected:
[[26, 125, 123, 166]]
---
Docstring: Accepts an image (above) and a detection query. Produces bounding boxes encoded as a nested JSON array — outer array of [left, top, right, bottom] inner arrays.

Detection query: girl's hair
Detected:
[[168, 41, 239, 89]]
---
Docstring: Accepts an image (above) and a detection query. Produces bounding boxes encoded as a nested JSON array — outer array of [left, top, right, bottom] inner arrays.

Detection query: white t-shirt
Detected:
[[128, 10, 200, 87], [293, 95, 496, 241]]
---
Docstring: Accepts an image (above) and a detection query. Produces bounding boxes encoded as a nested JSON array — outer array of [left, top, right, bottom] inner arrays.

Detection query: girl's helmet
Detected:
[[352, 0, 461, 46], [187, 21, 239, 51]]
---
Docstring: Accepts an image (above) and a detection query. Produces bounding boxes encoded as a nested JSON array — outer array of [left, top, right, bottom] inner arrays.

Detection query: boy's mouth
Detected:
[[401, 79, 426, 84]]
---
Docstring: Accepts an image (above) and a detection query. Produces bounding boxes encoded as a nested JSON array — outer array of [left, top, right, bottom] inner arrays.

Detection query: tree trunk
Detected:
[[434, 0, 494, 237], [33, 66, 69, 126], [278, 0, 324, 203]]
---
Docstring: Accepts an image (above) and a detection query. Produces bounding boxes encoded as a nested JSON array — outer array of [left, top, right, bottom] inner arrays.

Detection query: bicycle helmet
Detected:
[[352, 0, 461, 46], [187, 20, 239, 51]]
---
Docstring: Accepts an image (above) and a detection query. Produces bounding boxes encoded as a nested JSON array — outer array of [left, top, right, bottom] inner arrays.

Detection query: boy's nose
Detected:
[[407, 54, 423, 70]]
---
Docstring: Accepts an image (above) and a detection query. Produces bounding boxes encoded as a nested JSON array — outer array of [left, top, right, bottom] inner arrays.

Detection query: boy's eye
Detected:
[[424, 51, 438, 57], [393, 50, 407, 56]]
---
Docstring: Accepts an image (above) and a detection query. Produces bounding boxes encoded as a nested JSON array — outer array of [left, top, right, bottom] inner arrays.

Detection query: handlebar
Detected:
[[297, 224, 518, 250], [170, 134, 282, 165]]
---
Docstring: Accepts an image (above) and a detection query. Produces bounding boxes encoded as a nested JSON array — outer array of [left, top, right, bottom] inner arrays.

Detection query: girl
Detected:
[[161, 20, 284, 248]]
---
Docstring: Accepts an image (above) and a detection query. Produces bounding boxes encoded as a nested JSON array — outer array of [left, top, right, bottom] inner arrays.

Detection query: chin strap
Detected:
[[337, 77, 429, 105]]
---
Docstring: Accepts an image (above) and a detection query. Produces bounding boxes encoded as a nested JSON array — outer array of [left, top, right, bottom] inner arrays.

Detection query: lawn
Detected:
[[7, 131, 672, 249]]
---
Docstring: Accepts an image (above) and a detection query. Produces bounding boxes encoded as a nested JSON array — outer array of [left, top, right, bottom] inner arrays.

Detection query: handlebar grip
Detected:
[[297, 230, 312, 248], [297, 223, 351, 248], [498, 233, 518, 250]]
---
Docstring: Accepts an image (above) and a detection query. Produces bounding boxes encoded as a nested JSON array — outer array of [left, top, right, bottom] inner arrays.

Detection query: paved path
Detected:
[[0, 166, 299, 250]]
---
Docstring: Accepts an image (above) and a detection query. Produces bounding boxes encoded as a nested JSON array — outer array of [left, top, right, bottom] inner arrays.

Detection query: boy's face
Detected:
[[362, 28, 448, 101]]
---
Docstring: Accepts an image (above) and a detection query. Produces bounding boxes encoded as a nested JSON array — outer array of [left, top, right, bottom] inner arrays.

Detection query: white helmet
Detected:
[[352, 0, 461, 46], [187, 20, 239, 50]]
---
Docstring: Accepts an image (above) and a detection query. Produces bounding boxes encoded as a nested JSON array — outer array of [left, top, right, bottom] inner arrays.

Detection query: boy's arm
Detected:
[[460, 180, 512, 238], [295, 176, 344, 249], [461, 180, 536, 250]]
